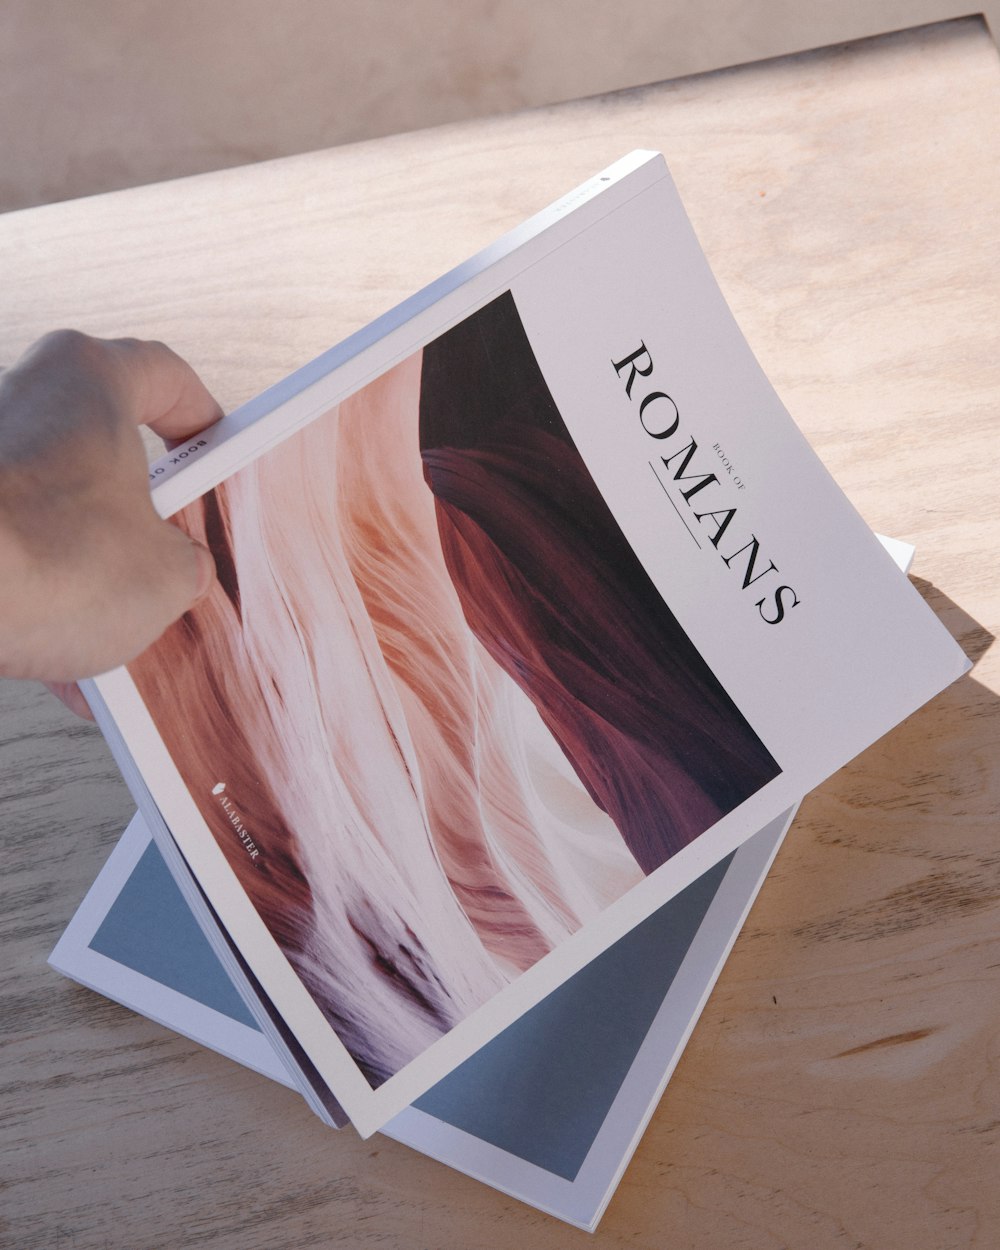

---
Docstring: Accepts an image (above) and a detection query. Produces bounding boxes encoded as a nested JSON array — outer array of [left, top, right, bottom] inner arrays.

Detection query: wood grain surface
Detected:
[[2, 18, 998, 1250]]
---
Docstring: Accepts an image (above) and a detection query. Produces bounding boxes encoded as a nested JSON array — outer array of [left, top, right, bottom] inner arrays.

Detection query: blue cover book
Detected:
[[51, 807, 793, 1230]]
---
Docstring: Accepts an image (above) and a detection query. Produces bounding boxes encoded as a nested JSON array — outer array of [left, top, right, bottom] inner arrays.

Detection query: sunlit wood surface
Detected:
[[2, 18, 998, 1250]]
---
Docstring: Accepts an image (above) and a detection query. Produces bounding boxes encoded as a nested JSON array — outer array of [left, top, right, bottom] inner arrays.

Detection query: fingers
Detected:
[[102, 336, 224, 442], [9, 329, 223, 444], [77, 511, 217, 679], [44, 680, 95, 721], [0, 329, 222, 690], [142, 517, 218, 637], [7, 510, 217, 684]]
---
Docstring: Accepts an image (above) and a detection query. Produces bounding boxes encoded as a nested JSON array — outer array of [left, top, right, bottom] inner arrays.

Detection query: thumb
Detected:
[[137, 517, 217, 642], [119, 515, 218, 665], [16, 519, 218, 684]]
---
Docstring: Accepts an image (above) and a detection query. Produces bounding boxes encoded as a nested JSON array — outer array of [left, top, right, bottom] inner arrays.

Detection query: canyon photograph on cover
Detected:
[[128, 292, 780, 1087]]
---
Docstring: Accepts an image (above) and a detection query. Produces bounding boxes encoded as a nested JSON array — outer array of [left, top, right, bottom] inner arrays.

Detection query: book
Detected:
[[51, 539, 915, 1230], [51, 807, 793, 1230], [80, 150, 970, 1139]]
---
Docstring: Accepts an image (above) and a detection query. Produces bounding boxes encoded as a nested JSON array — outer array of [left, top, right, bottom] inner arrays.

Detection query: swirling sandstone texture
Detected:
[[129, 291, 778, 1087]]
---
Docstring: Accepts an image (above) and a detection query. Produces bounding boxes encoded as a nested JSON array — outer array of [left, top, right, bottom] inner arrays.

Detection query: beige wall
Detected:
[[1, 1, 993, 212]]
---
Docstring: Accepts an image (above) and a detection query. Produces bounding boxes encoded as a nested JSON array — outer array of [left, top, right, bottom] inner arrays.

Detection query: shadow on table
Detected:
[[910, 575, 994, 668]]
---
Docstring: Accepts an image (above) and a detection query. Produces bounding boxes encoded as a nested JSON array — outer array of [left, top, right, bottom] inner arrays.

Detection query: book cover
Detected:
[[84, 153, 969, 1136], [52, 539, 913, 1227]]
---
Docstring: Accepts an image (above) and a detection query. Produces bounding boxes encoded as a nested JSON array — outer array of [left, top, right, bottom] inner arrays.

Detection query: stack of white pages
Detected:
[[50, 151, 968, 1230]]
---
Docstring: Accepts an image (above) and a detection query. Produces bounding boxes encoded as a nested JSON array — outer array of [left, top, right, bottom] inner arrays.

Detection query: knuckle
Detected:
[[26, 329, 116, 384], [35, 327, 99, 360]]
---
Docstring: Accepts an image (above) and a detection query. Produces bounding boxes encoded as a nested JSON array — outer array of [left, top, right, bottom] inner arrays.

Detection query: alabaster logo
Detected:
[[212, 782, 261, 862]]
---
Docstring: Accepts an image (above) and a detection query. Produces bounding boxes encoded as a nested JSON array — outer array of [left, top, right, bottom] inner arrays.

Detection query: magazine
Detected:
[[49, 530, 915, 1230], [81, 151, 969, 1137]]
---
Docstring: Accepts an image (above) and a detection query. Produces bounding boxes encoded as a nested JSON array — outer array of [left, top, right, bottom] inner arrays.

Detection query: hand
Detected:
[[0, 330, 220, 715]]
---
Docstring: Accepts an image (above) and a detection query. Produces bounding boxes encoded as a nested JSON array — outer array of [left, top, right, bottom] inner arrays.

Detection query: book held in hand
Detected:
[[50, 540, 913, 1230], [79, 150, 969, 1139]]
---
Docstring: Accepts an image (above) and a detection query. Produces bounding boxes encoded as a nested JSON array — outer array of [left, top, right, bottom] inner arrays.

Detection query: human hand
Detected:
[[0, 330, 220, 716]]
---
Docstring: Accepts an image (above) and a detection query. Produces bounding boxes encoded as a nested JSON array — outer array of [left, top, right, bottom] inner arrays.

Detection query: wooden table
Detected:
[[2, 17, 998, 1249]]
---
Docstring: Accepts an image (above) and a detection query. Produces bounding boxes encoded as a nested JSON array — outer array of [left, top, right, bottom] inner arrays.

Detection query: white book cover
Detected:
[[53, 540, 913, 1229], [82, 152, 969, 1137]]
